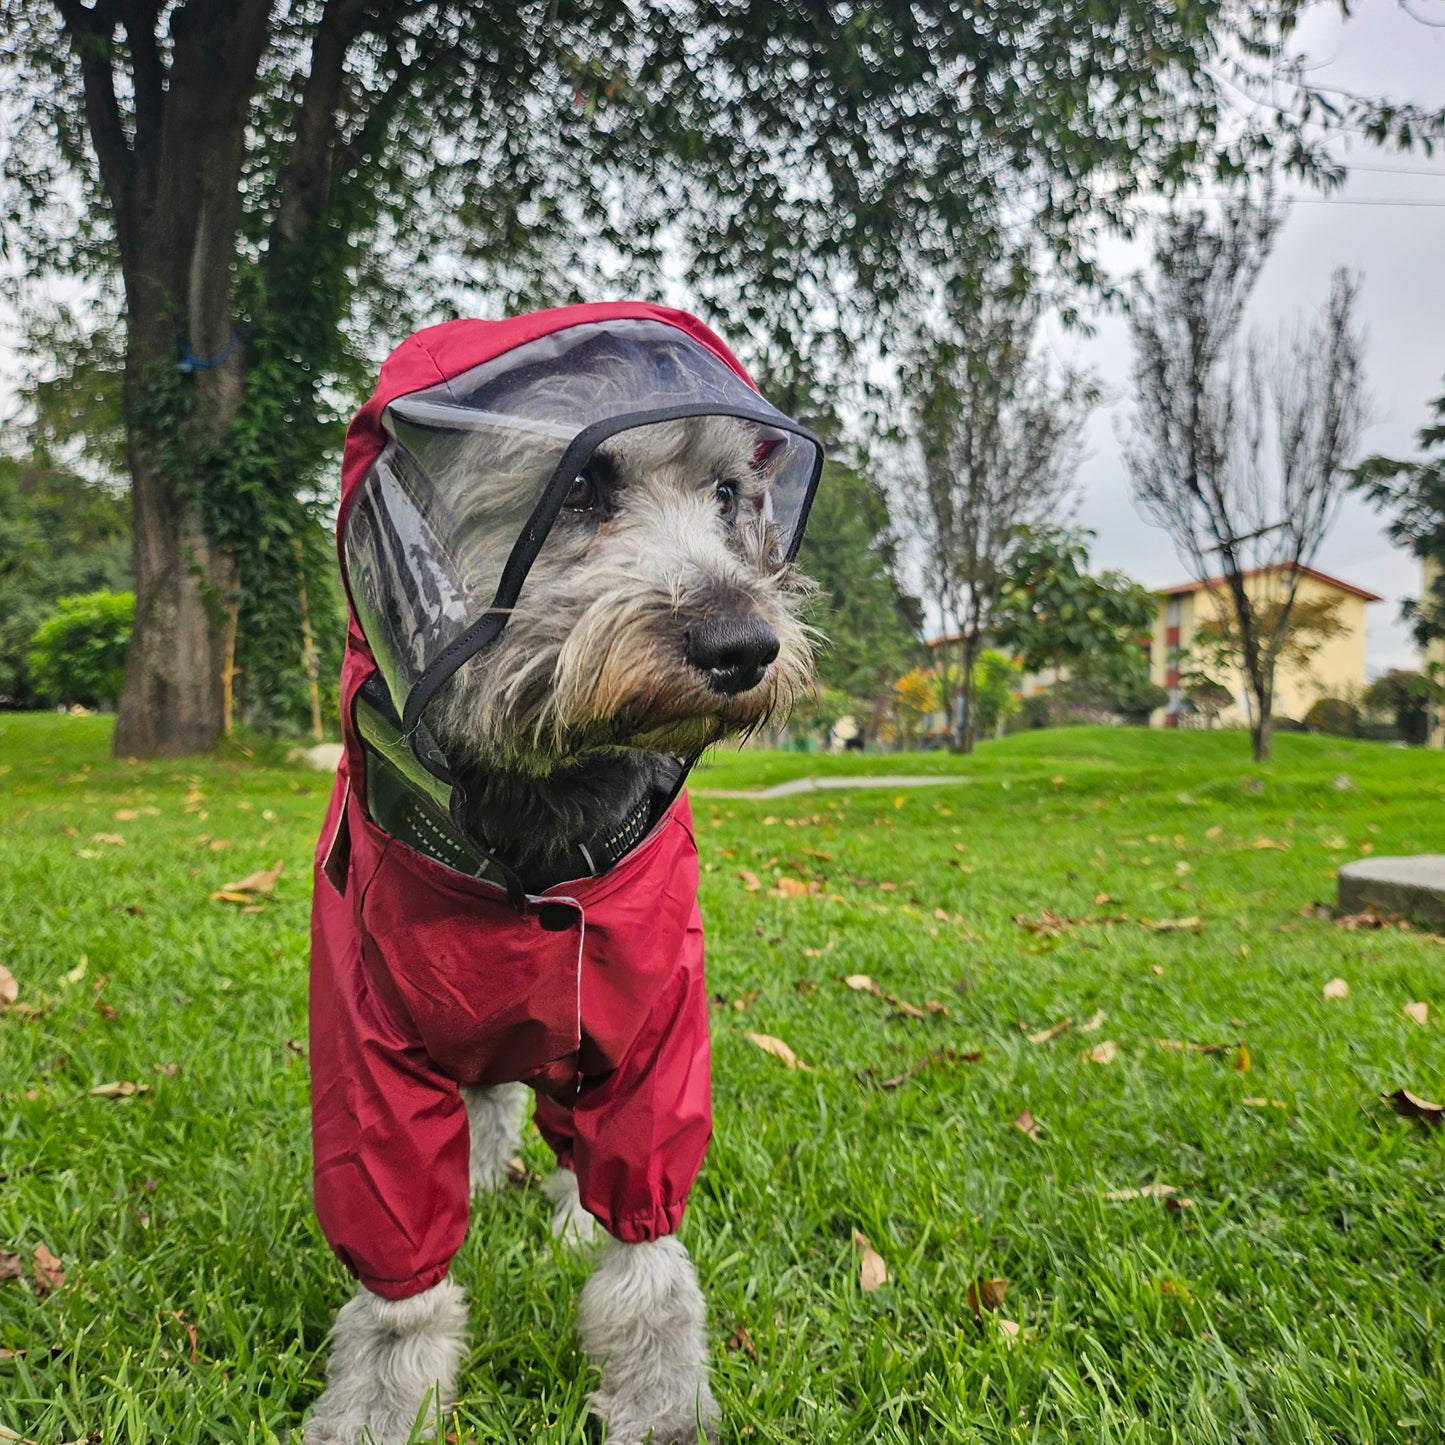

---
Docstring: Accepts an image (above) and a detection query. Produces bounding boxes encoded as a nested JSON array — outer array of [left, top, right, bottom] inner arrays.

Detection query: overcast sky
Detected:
[[1062, 2, 1445, 675]]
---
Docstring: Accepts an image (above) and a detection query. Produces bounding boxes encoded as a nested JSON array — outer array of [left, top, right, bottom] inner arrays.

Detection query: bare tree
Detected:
[[902, 289, 1093, 752], [1125, 202, 1366, 761]]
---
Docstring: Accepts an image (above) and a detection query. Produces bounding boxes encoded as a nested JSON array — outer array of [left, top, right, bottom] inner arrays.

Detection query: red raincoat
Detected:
[[311, 304, 750, 1301]]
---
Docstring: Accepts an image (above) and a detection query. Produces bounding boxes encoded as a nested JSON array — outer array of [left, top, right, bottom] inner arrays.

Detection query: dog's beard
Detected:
[[423, 415, 817, 778]]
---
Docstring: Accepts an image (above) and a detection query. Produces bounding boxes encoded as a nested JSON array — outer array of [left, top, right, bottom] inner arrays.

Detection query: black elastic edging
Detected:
[[399, 401, 824, 735]]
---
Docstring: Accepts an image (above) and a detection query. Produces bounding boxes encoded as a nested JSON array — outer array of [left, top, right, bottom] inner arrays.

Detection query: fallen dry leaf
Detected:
[[1235, 1043, 1252, 1074], [737, 869, 761, 892], [1027, 1017, 1073, 1045], [727, 1324, 757, 1357], [87, 1080, 148, 1099], [854, 1229, 888, 1291], [773, 876, 815, 899], [92, 832, 127, 846], [995, 1317, 1022, 1344], [744, 1033, 809, 1071], [731, 990, 760, 1012], [844, 974, 880, 994], [1384, 1088, 1444, 1129], [873, 1048, 984, 1089], [211, 859, 284, 901], [32, 1244, 64, 1296], [1079, 1009, 1106, 1033], [1081, 1040, 1119, 1065], [1251, 837, 1291, 851], [1336, 906, 1404, 931], [1146, 916, 1202, 932], [1151, 964, 1165, 977], [0, 1251, 20, 1281], [1012, 908, 1081, 938], [1323, 977, 1349, 1001], [1103, 1183, 1180, 1201], [1012, 1110, 1041, 1141], [1403, 1001, 1429, 1027], [0, 965, 17, 1008], [967, 1277, 1009, 1316]]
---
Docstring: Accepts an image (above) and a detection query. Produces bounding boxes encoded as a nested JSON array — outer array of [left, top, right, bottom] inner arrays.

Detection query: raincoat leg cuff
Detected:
[[354, 1258, 455, 1302]]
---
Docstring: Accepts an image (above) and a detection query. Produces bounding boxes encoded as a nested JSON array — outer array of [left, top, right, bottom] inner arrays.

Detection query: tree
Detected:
[[796, 460, 922, 706], [6, 2, 1441, 757], [903, 286, 1093, 753], [993, 526, 1157, 723], [1183, 592, 1347, 722], [1352, 376, 1445, 652], [0, 454, 132, 706], [1363, 669, 1437, 747], [1125, 200, 1367, 761]]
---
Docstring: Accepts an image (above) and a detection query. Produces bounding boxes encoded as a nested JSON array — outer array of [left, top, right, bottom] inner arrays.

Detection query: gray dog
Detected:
[[306, 335, 819, 1445]]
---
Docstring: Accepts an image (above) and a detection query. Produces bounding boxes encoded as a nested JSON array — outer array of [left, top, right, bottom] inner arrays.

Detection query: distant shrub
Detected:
[[1304, 696, 1360, 738], [27, 591, 134, 707]]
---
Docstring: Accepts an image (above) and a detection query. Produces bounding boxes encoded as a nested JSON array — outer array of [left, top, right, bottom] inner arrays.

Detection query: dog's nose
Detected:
[[684, 615, 780, 694]]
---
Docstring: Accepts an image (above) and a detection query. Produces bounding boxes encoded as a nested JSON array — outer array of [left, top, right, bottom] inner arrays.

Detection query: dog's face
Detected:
[[426, 414, 815, 773]]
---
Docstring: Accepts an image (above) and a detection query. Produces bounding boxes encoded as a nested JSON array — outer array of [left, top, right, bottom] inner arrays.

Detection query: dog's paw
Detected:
[[541, 1168, 596, 1246], [592, 1388, 720, 1444]]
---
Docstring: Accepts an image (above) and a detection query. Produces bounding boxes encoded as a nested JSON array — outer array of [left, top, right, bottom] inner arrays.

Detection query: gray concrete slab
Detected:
[[1338, 854, 1445, 930]]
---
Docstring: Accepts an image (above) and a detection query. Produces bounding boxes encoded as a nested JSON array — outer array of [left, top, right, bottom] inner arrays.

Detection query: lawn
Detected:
[[2, 713, 1445, 1444]]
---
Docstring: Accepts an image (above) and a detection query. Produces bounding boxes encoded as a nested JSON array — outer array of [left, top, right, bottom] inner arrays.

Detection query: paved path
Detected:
[[692, 774, 968, 800]]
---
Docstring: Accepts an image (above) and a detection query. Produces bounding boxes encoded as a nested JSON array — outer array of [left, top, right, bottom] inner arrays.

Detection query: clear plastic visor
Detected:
[[342, 320, 822, 721]]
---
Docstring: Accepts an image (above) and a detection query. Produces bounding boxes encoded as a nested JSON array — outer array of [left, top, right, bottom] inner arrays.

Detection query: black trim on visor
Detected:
[[397, 400, 824, 736]]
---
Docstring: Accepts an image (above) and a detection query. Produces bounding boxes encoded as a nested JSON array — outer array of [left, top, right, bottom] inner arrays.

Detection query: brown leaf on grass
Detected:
[[1235, 1044, 1252, 1074], [1336, 907, 1405, 931], [1146, 916, 1202, 932], [87, 1080, 148, 1099], [1012, 1110, 1041, 1141], [795, 977, 819, 995], [1384, 1088, 1445, 1129], [889, 995, 928, 1021], [1081, 1040, 1119, 1064], [32, 1244, 64, 1296], [844, 974, 881, 995], [1027, 1017, 1072, 1045], [773, 875, 818, 899], [1250, 837, 1291, 851], [873, 1048, 984, 1089], [208, 839, 233, 853], [853, 1230, 888, 1291], [1322, 977, 1349, 1001], [1150, 964, 1165, 977], [1012, 908, 1080, 938], [1403, 1001, 1429, 1027], [0, 965, 17, 1008], [0, 1251, 20, 1281], [737, 869, 762, 892], [1079, 1009, 1107, 1033], [967, 1277, 1009, 1316], [731, 990, 760, 1012], [91, 832, 127, 846], [727, 1324, 757, 1357], [211, 859, 284, 901], [744, 1033, 810, 1071], [995, 1318, 1023, 1344]]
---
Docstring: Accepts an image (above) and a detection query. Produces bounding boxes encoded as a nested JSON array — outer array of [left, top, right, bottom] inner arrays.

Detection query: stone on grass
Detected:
[[1338, 855, 1445, 931]]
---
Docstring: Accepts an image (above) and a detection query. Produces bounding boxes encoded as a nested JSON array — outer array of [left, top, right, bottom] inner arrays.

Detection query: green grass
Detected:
[[3, 713, 1445, 1443]]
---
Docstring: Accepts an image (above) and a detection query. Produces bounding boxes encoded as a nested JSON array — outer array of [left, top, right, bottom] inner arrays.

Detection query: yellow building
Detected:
[[1149, 565, 1382, 729]]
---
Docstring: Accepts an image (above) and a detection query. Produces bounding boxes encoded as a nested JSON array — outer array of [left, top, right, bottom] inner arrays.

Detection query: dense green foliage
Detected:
[[3, 716, 1444, 1440], [1354, 377, 1445, 650], [797, 460, 921, 703], [27, 591, 136, 708], [0, 457, 131, 706], [996, 527, 1157, 693]]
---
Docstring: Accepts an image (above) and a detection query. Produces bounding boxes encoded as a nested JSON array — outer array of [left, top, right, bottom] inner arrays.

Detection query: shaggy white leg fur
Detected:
[[306, 1278, 468, 1445], [462, 1081, 527, 1195], [541, 1168, 597, 1246], [577, 1236, 720, 1445]]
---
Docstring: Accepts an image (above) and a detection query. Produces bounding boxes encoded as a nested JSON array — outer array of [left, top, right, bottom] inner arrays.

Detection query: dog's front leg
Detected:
[[462, 1081, 527, 1195], [306, 1277, 468, 1445], [578, 1235, 720, 1444]]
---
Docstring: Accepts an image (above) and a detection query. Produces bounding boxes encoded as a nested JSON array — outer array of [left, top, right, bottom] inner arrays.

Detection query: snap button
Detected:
[[537, 902, 578, 932]]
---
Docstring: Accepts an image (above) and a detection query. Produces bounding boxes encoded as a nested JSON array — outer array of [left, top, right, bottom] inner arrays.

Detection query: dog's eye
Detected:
[[715, 479, 740, 524], [564, 463, 604, 512]]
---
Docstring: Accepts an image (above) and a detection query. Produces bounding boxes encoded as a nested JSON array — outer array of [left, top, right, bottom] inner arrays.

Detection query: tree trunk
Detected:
[[954, 632, 980, 754]]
